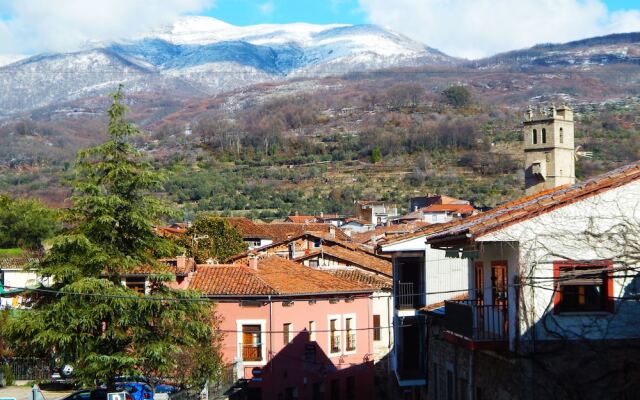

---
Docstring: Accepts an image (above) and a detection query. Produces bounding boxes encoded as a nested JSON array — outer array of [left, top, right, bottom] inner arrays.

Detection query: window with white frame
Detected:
[[236, 320, 266, 364], [344, 314, 356, 353], [328, 316, 341, 355], [309, 320, 316, 341], [283, 323, 292, 345]]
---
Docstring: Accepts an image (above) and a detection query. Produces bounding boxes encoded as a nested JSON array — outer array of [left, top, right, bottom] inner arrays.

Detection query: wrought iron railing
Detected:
[[444, 299, 508, 341], [240, 343, 262, 362], [397, 282, 417, 309]]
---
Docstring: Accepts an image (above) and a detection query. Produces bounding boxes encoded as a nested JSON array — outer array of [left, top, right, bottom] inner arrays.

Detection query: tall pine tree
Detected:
[[6, 86, 221, 387]]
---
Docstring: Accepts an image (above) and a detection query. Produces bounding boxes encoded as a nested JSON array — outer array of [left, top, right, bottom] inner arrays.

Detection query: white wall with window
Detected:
[[477, 179, 640, 343]]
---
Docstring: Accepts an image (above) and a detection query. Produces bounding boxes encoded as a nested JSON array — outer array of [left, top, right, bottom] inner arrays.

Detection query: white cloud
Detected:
[[0, 0, 214, 55], [259, 1, 275, 16], [358, 0, 640, 59]]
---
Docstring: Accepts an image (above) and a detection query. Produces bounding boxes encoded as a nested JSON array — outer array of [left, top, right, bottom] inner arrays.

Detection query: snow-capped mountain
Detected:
[[0, 16, 455, 115]]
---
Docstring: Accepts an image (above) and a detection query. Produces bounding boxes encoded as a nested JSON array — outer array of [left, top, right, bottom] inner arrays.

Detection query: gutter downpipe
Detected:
[[269, 295, 273, 398]]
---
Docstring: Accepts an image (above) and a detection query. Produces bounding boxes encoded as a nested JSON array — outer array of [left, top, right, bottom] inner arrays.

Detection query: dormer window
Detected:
[[542, 128, 546, 144], [532, 129, 537, 144]]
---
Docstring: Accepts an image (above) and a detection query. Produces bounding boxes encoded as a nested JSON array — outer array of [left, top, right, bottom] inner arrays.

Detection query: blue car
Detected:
[[114, 382, 153, 400]]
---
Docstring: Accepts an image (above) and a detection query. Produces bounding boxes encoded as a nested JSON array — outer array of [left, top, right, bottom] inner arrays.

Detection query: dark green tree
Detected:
[[0, 195, 58, 251], [181, 214, 247, 263], [370, 147, 382, 164], [5, 86, 221, 388], [441, 85, 472, 108]]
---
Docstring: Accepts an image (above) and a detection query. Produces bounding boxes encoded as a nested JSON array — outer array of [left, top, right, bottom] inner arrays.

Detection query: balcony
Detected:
[[240, 343, 263, 362], [443, 300, 508, 349]]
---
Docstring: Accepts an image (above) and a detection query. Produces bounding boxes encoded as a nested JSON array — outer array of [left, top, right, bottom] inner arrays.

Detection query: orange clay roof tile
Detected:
[[190, 256, 374, 296]]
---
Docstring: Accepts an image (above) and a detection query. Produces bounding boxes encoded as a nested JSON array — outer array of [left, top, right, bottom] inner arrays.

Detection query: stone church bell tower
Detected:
[[523, 104, 576, 195]]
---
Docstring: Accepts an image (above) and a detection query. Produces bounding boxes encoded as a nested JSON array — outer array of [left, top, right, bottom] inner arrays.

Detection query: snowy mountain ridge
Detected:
[[0, 17, 454, 115]]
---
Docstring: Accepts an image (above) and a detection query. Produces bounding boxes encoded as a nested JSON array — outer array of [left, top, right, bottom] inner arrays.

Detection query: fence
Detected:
[[6, 358, 50, 381]]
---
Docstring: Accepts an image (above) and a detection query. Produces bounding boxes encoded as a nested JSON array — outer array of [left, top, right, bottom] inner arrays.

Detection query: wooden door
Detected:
[[491, 261, 508, 306]]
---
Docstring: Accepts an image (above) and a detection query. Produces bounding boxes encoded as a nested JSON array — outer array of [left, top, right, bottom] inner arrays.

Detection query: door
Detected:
[[490, 261, 507, 306], [490, 261, 508, 336]]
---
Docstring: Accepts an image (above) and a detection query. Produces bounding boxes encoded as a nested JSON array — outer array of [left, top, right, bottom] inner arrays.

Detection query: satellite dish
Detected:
[[575, 145, 593, 160]]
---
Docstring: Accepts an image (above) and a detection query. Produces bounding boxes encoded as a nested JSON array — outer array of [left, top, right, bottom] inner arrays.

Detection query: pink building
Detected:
[[189, 255, 376, 400]]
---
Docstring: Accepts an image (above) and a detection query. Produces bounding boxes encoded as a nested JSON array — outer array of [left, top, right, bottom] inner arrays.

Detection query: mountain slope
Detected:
[[474, 32, 640, 70], [0, 17, 455, 116]]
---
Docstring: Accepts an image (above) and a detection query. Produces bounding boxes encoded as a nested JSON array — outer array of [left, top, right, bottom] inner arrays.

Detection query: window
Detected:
[[373, 315, 381, 341], [541, 128, 547, 143], [125, 277, 146, 293], [345, 317, 355, 351], [309, 321, 316, 341], [309, 259, 319, 268], [554, 260, 613, 313], [532, 129, 538, 144], [241, 325, 262, 361], [559, 127, 564, 143], [283, 323, 292, 345], [313, 238, 322, 248], [474, 262, 484, 304], [329, 318, 340, 353]]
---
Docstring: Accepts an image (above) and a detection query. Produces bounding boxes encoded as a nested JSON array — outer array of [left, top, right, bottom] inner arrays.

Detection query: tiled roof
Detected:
[[285, 215, 317, 223], [190, 264, 276, 295], [323, 269, 392, 290], [226, 217, 272, 239], [351, 223, 430, 244], [421, 293, 469, 312], [154, 226, 186, 237], [295, 245, 392, 277], [265, 223, 351, 242], [228, 231, 381, 262], [388, 161, 640, 245], [190, 256, 374, 296]]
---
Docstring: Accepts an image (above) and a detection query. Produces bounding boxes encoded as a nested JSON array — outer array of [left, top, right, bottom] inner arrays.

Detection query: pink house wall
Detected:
[[215, 295, 375, 399]]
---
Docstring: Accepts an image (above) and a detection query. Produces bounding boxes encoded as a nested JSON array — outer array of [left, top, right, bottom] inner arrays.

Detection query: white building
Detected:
[[378, 231, 469, 392]]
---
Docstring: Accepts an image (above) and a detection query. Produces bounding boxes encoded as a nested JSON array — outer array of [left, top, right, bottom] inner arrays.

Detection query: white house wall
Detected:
[[424, 251, 469, 307], [372, 292, 394, 362], [478, 179, 640, 342]]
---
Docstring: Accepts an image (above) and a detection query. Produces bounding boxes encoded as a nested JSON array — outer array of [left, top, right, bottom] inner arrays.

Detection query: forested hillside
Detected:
[[2, 63, 640, 219]]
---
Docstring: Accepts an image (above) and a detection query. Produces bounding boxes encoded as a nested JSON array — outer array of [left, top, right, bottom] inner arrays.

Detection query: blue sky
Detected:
[[201, 0, 365, 25], [201, 0, 636, 26]]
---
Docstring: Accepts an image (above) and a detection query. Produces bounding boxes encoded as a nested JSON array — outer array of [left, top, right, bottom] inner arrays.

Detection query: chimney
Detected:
[[177, 255, 187, 271], [329, 226, 336, 238], [248, 254, 258, 270], [288, 242, 296, 259]]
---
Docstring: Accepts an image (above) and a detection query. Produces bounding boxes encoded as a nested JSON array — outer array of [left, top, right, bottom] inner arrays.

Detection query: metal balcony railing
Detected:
[[397, 282, 418, 309], [240, 343, 263, 362], [444, 299, 508, 342]]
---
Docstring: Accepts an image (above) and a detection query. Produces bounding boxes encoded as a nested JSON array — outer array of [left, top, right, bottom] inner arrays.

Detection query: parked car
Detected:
[[62, 389, 133, 400], [114, 381, 153, 400]]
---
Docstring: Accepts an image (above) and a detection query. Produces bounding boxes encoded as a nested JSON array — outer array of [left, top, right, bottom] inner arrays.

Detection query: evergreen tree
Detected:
[[5, 86, 221, 388], [441, 85, 472, 108], [0, 195, 58, 251], [181, 214, 247, 263]]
